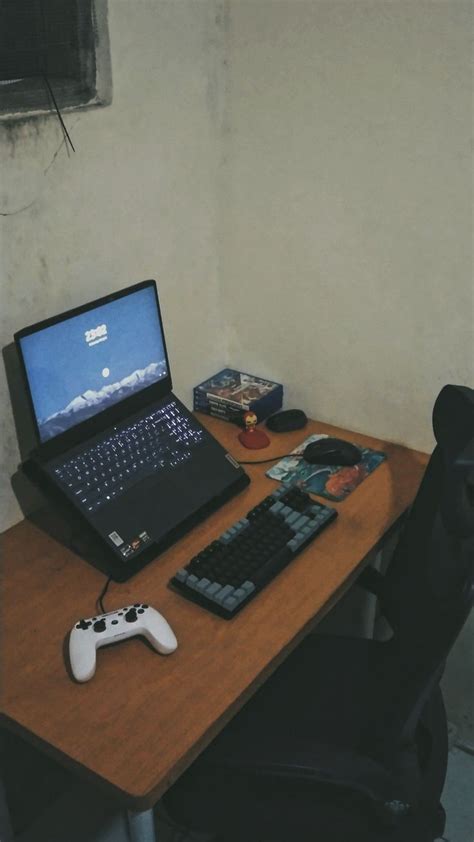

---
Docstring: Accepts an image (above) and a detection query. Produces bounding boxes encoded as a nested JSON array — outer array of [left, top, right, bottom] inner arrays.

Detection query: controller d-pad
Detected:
[[125, 608, 138, 623], [93, 619, 107, 633], [76, 619, 92, 630]]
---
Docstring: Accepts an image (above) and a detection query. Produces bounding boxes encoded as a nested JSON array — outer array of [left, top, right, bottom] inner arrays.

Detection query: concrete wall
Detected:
[[219, 0, 473, 453], [0, 0, 228, 532]]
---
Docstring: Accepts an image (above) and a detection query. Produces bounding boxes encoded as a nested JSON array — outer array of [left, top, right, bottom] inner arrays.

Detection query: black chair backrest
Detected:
[[371, 385, 474, 755]]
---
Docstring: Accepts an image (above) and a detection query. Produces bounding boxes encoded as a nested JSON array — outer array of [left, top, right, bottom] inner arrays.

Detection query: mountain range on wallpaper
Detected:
[[39, 361, 167, 440]]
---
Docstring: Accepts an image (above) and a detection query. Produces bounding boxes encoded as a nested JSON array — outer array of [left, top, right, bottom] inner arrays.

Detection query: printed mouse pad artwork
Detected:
[[266, 434, 386, 502]]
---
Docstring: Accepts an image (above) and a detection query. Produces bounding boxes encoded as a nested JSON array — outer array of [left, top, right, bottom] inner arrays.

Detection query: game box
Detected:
[[193, 368, 283, 426]]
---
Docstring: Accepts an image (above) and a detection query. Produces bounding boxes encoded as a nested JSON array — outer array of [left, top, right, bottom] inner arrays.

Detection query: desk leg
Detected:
[[127, 807, 156, 842], [364, 548, 383, 638]]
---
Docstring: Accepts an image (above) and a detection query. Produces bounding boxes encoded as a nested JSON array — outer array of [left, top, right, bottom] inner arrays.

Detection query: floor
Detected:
[[6, 743, 473, 842], [438, 747, 474, 842]]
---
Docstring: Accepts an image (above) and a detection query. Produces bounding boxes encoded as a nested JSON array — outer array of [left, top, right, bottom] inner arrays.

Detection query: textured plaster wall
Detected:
[[0, 0, 228, 532], [2, 1, 471, 517], [219, 0, 473, 453]]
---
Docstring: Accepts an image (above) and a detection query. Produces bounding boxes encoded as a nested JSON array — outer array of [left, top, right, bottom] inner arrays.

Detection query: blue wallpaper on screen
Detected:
[[20, 286, 168, 441]]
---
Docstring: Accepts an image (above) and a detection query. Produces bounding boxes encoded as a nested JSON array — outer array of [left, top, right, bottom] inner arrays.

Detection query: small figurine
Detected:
[[238, 410, 270, 449]]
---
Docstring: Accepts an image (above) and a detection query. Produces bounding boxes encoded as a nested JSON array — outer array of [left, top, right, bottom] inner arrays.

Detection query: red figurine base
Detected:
[[239, 410, 271, 449], [238, 427, 270, 449]]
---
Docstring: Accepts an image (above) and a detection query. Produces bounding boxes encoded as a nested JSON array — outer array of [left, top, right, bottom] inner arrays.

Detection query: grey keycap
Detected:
[[293, 515, 310, 530], [195, 578, 211, 593], [270, 501, 284, 514], [215, 584, 235, 605], [223, 596, 238, 610], [288, 532, 306, 551]]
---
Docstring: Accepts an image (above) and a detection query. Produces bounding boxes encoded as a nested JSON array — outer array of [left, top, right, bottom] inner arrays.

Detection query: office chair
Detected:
[[163, 384, 474, 842]]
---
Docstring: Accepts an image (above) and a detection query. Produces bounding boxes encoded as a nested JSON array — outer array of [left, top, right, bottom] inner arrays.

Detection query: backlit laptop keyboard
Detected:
[[49, 400, 206, 513]]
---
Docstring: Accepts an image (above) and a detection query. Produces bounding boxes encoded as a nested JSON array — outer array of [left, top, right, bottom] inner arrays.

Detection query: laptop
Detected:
[[15, 280, 249, 581]]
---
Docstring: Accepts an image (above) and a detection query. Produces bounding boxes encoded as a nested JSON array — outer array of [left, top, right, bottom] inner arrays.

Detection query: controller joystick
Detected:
[[69, 604, 178, 682], [76, 619, 91, 630]]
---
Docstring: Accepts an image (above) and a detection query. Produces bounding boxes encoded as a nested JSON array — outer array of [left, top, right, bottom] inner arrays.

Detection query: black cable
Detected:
[[41, 73, 69, 154], [37, 0, 75, 153], [97, 576, 112, 615], [239, 454, 304, 465], [42, 75, 76, 153]]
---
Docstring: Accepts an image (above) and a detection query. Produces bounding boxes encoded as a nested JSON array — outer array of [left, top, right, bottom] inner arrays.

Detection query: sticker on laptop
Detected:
[[120, 544, 133, 558], [108, 531, 124, 547], [119, 532, 152, 559]]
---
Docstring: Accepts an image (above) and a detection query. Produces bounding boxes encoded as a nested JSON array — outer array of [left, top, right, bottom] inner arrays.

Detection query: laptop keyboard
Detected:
[[50, 400, 206, 514]]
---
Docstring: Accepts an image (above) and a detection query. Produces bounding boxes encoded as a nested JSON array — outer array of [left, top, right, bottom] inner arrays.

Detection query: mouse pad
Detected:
[[266, 434, 386, 501]]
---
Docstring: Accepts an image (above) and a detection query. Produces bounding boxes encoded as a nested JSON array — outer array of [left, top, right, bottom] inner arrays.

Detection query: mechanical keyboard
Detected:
[[169, 484, 337, 618], [49, 399, 206, 514]]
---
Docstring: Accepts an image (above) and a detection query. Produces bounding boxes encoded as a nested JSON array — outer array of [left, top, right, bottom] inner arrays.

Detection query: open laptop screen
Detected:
[[18, 284, 169, 443]]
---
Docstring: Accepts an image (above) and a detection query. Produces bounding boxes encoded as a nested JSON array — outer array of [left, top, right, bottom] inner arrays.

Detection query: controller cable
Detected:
[[97, 576, 112, 615]]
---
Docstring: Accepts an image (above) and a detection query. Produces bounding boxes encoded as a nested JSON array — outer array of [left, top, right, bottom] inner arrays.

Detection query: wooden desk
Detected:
[[1, 416, 428, 839]]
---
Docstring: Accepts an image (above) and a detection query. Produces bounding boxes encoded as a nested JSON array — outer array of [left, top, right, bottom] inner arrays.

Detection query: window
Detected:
[[0, 0, 112, 119]]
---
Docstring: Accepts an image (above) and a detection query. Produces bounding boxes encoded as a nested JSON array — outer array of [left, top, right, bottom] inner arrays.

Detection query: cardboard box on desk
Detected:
[[194, 368, 283, 426]]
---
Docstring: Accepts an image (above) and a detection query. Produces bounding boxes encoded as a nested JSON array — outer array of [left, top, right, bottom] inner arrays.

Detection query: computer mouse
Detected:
[[302, 438, 361, 467], [266, 409, 308, 433]]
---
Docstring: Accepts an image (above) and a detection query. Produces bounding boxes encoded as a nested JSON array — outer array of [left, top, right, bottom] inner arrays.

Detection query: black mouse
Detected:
[[266, 409, 307, 433], [302, 438, 361, 466]]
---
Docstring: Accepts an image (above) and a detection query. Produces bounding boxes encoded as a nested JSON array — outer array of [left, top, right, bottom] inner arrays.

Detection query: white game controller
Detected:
[[69, 604, 178, 682]]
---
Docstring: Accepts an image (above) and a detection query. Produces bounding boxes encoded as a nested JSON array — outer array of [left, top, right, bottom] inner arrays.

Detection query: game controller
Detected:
[[69, 604, 178, 682]]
